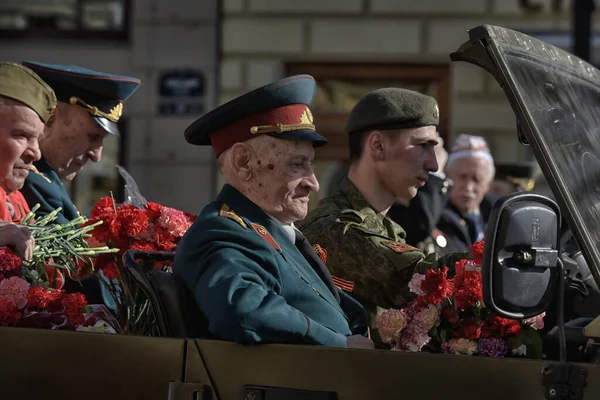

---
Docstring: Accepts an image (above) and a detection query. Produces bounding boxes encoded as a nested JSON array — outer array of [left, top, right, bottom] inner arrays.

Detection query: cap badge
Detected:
[[69, 96, 123, 123], [433, 104, 440, 119], [300, 107, 313, 124]]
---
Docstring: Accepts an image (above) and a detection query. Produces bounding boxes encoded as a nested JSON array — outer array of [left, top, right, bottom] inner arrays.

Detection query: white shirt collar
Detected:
[[265, 212, 297, 244]]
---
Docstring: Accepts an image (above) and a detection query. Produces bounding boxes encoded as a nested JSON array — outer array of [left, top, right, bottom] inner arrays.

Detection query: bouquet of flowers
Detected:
[[0, 205, 120, 332], [83, 196, 197, 335], [376, 241, 545, 358]]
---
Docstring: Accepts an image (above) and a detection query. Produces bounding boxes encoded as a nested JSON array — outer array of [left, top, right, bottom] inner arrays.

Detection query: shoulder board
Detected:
[[29, 165, 51, 184], [250, 223, 281, 252], [218, 203, 247, 229], [381, 240, 423, 254]]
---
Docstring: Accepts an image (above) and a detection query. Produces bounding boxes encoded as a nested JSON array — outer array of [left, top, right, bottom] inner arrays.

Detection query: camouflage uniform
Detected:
[[299, 178, 467, 329]]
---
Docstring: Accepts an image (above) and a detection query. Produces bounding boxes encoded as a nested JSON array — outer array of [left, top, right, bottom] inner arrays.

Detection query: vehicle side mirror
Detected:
[[482, 193, 560, 319]]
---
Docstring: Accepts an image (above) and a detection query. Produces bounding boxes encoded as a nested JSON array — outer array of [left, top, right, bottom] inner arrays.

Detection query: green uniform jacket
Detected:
[[21, 158, 79, 225], [299, 178, 466, 317], [173, 184, 369, 347]]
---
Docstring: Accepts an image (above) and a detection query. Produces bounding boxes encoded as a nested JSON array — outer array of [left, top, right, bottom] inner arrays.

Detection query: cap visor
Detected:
[[268, 129, 328, 147], [93, 116, 120, 136]]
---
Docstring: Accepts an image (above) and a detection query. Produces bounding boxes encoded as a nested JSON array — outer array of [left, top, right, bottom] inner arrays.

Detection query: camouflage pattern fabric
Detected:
[[299, 177, 467, 342]]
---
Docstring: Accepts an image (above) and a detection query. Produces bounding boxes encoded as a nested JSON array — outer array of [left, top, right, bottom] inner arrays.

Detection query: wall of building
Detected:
[[0, 0, 220, 214], [220, 0, 576, 163], [0, 0, 591, 213]]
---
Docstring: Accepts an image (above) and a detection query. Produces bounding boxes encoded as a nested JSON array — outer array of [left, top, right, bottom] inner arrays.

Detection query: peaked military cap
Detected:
[[0, 62, 56, 123], [345, 88, 439, 134], [494, 162, 541, 191], [185, 74, 328, 157], [22, 61, 141, 136]]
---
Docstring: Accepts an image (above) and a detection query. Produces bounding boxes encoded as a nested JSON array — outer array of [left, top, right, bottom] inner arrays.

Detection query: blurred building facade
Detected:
[[0, 0, 593, 212]]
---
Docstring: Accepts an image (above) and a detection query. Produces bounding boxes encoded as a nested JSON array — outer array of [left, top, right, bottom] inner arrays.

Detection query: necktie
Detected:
[[294, 230, 341, 302], [464, 212, 484, 243]]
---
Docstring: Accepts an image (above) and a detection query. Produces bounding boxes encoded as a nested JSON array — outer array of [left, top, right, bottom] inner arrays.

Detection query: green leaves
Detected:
[[19, 204, 118, 286]]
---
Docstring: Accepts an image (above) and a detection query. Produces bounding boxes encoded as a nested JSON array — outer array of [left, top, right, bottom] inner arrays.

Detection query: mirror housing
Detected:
[[482, 193, 560, 319]]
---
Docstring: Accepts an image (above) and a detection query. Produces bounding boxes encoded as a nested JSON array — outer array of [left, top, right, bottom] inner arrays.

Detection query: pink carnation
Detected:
[[398, 323, 431, 352], [412, 303, 439, 332], [408, 273, 426, 296], [375, 308, 406, 344], [523, 312, 545, 330], [157, 207, 192, 237], [0, 277, 31, 309]]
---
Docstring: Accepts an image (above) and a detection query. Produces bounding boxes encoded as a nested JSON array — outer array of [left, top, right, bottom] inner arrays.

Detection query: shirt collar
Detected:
[[265, 212, 297, 244]]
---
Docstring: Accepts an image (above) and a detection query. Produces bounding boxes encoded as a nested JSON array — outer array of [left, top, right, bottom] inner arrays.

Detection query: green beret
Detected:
[[0, 62, 57, 123], [345, 88, 439, 134]]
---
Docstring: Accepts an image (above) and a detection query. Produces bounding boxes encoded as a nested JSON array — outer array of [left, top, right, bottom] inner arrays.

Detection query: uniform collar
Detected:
[[339, 177, 405, 240]]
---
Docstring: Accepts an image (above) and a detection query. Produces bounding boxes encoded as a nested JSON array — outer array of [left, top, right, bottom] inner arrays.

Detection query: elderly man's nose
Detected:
[[304, 172, 320, 192]]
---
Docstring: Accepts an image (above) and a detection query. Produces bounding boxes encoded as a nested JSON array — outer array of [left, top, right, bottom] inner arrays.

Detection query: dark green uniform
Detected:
[[22, 158, 79, 225], [299, 178, 464, 317]]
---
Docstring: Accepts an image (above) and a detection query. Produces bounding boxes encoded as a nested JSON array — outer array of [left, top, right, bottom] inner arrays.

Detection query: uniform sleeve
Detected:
[[174, 219, 347, 347], [21, 176, 69, 225]]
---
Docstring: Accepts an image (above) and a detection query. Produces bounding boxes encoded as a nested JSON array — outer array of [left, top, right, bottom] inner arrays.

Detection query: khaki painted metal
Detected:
[[2, 326, 599, 400], [0, 327, 186, 400]]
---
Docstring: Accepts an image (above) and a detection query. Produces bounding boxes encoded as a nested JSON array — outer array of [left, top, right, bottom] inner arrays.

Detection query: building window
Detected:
[[0, 0, 129, 40]]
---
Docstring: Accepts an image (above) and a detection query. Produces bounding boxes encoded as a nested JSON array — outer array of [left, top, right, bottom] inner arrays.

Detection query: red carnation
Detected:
[[0, 299, 22, 326], [102, 261, 119, 280], [62, 293, 87, 325], [0, 247, 23, 280], [485, 316, 522, 338], [453, 270, 483, 311], [91, 196, 116, 217], [442, 306, 458, 324], [420, 266, 453, 304], [469, 241, 485, 265], [27, 286, 51, 310], [454, 259, 469, 276], [130, 241, 157, 252], [83, 214, 121, 244], [153, 226, 177, 251], [144, 202, 164, 222], [46, 289, 64, 313], [117, 207, 149, 238], [458, 318, 482, 340]]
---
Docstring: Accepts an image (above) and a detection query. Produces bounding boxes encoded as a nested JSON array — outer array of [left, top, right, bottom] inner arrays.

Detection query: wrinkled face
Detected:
[[447, 157, 493, 213], [247, 138, 319, 224], [0, 101, 44, 193], [40, 103, 107, 181], [375, 126, 439, 199]]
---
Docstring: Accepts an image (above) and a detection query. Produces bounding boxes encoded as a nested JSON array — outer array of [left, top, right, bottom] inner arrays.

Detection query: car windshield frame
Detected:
[[451, 24, 600, 289]]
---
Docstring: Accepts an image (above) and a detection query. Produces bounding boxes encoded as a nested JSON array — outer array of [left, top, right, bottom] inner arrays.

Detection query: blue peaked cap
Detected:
[[22, 61, 141, 136]]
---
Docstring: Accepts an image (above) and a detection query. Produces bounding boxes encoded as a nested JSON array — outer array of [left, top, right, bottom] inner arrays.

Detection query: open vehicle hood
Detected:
[[451, 24, 600, 290]]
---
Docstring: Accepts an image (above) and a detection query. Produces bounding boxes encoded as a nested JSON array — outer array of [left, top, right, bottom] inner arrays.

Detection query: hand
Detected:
[[0, 221, 35, 261], [346, 334, 375, 349], [434, 136, 448, 174]]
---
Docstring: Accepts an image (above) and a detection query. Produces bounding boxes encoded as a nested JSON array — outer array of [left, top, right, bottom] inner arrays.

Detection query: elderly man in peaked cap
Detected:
[[173, 75, 373, 349], [19, 61, 141, 225], [0, 62, 56, 259], [299, 88, 467, 346]]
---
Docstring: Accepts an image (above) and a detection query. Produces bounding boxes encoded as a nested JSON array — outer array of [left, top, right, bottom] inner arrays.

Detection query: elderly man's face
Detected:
[[40, 103, 107, 181], [0, 100, 44, 193], [447, 157, 493, 213], [248, 138, 319, 224]]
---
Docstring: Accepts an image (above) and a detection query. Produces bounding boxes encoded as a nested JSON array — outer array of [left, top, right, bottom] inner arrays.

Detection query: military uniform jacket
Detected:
[[173, 184, 368, 348], [21, 158, 79, 225], [299, 178, 465, 315]]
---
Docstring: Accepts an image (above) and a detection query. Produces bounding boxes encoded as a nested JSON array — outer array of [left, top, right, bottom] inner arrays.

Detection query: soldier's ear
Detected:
[[230, 143, 252, 180], [367, 131, 385, 161]]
